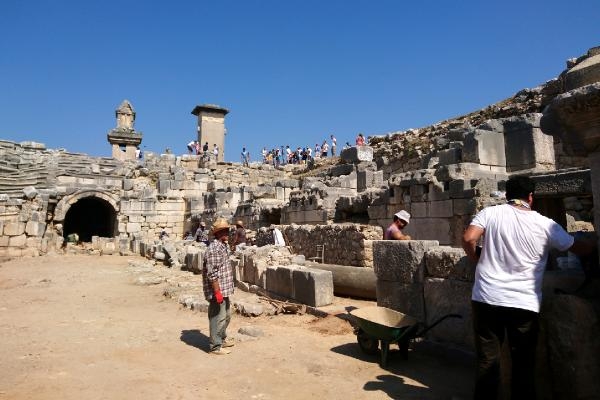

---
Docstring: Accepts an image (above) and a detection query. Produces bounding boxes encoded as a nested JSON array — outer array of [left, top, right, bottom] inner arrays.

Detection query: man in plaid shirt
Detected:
[[202, 218, 235, 355]]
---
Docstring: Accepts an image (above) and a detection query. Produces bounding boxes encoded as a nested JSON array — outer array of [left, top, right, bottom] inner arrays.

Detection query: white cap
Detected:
[[394, 210, 411, 224]]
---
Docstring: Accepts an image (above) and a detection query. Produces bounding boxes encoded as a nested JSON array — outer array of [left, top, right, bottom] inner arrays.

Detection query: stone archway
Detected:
[[54, 191, 119, 242]]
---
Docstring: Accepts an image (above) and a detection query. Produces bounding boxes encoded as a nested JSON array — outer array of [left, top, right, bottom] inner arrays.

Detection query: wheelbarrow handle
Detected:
[[415, 313, 462, 337]]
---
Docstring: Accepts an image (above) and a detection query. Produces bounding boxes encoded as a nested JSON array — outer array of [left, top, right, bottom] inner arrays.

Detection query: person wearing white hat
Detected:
[[384, 210, 412, 240]]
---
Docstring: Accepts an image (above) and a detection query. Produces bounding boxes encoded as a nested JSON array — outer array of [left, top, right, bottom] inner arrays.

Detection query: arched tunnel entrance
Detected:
[[63, 196, 118, 242]]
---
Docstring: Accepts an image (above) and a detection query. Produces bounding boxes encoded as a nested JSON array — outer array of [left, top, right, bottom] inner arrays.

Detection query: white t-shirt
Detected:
[[470, 204, 574, 312]]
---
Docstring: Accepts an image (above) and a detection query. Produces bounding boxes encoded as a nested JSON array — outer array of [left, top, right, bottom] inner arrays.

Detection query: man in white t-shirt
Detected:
[[462, 176, 594, 400]]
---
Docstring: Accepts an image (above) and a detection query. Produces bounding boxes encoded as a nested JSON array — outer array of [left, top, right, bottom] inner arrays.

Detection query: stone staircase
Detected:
[[0, 140, 127, 195]]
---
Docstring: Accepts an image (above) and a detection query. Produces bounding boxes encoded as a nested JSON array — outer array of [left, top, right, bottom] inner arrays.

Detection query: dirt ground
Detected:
[[0, 254, 473, 400]]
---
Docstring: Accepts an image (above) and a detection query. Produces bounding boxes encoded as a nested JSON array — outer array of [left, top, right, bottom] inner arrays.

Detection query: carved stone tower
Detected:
[[191, 104, 229, 162], [107, 100, 143, 161]]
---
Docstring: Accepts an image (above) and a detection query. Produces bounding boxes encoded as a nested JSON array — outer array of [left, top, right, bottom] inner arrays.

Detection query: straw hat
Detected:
[[211, 218, 230, 235]]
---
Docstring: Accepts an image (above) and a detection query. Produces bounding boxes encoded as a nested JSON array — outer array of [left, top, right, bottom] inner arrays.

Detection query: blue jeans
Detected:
[[208, 297, 231, 351]]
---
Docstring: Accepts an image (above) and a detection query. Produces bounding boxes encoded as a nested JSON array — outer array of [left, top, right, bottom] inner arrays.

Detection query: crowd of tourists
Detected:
[[246, 133, 369, 167], [186, 140, 221, 162]]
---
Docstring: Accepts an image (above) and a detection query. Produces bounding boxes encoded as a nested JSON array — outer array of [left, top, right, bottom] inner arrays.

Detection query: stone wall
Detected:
[[255, 223, 382, 268]]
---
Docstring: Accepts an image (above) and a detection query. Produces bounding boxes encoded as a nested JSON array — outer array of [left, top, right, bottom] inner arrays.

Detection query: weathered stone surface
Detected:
[[292, 268, 333, 307], [425, 246, 474, 281], [341, 146, 374, 163], [462, 129, 506, 167], [265, 266, 295, 298], [543, 294, 600, 400], [3, 221, 25, 236], [423, 278, 473, 347], [23, 186, 38, 199], [376, 280, 424, 321], [238, 326, 265, 337], [373, 240, 438, 283]]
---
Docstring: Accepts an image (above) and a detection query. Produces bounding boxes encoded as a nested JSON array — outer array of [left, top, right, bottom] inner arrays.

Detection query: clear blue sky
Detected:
[[1, 0, 599, 162]]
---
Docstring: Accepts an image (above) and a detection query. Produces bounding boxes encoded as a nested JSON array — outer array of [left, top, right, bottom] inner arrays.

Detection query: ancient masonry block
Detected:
[[376, 280, 425, 321], [423, 278, 473, 347], [266, 265, 296, 298], [292, 268, 333, 307], [372, 240, 439, 284]]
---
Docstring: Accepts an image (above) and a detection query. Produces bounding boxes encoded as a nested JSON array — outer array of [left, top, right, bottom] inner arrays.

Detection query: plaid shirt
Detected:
[[202, 239, 234, 300]]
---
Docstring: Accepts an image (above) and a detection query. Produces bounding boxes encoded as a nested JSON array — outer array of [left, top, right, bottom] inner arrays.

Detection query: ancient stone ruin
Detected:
[[2, 47, 600, 399]]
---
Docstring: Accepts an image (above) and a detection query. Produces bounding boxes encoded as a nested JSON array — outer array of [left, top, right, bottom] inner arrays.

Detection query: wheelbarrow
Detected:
[[349, 305, 462, 367]]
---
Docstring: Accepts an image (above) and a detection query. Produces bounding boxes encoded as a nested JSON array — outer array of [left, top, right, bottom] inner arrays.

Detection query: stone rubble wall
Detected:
[[255, 223, 382, 268]]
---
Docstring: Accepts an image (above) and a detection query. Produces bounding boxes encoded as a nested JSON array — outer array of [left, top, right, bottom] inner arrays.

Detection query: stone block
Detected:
[[126, 223, 141, 233], [542, 293, 600, 399], [428, 200, 453, 218], [373, 240, 439, 283], [158, 180, 170, 194], [340, 146, 374, 163], [505, 114, 555, 171], [266, 266, 295, 298], [3, 221, 25, 236], [23, 186, 38, 199], [404, 218, 450, 245], [438, 147, 462, 166], [453, 198, 477, 216], [292, 268, 334, 307], [0, 235, 9, 247], [376, 280, 425, 321], [9, 234, 27, 247], [411, 202, 427, 218], [25, 221, 45, 237], [423, 278, 473, 347], [123, 179, 134, 191], [463, 129, 506, 166], [357, 170, 373, 192], [425, 246, 474, 281]]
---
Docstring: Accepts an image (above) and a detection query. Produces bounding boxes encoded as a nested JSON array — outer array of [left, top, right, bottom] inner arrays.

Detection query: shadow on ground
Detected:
[[331, 341, 472, 400], [180, 329, 210, 352]]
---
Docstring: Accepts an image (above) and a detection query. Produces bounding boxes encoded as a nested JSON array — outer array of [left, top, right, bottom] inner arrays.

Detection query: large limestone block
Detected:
[[25, 221, 45, 237], [503, 114, 555, 172], [376, 280, 424, 321], [425, 246, 474, 281], [373, 240, 439, 283], [266, 266, 296, 298], [543, 294, 600, 400], [564, 51, 600, 91], [404, 218, 450, 245], [463, 129, 506, 167], [292, 268, 333, 307], [423, 278, 473, 348], [341, 146, 374, 163], [4, 221, 25, 236], [428, 200, 453, 218], [9, 234, 27, 247]]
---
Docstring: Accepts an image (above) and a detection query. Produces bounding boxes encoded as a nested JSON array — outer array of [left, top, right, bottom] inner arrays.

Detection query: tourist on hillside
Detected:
[[187, 140, 198, 154], [384, 210, 411, 240], [286, 145, 293, 164], [330, 134, 337, 156], [261, 147, 268, 163], [213, 144, 219, 162], [232, 220, 246, 251], [321, 140, 329, 158], [314, 143, 321, 159], [462, 176, 595, 399], [241, 147, 250, 167], [203, 218, 235, 355], [342, 142, 351, 151], [356, 133, 365, 146]]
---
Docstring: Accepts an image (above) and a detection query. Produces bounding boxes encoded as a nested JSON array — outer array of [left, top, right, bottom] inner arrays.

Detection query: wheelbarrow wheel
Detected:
[[356, 329, 379, 355]]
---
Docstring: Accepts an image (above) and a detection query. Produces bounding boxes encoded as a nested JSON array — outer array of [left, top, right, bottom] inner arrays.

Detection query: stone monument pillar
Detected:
[[191, 104, 229, 162], [107, 100, 143, 161]]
